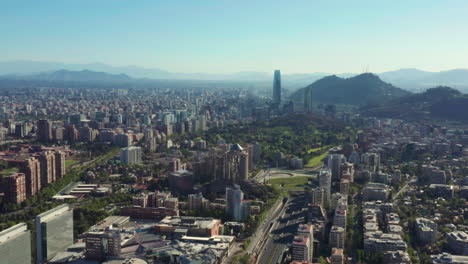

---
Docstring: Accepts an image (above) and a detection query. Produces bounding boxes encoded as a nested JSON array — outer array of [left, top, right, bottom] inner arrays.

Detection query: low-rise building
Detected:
[[416, 217, 437, 244], [447, 231, 468, 256]]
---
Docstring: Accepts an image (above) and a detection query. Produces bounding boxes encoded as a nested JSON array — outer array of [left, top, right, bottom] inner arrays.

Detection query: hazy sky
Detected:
[[1, 0, 468, 74]]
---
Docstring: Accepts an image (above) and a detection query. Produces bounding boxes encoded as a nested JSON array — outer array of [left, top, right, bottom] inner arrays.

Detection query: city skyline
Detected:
[[1, 0, 468, 74]]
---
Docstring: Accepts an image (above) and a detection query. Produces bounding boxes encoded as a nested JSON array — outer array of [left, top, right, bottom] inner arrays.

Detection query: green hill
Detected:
[[361, 86, 468, 121], [290, 73, 410, 106]]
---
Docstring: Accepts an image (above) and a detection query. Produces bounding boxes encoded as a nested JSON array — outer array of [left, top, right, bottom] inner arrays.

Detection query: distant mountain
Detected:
[[290, 73, 410, 106], [361, 86, 468, 121], [2, 69, 132, 82], [1, 61, 468, 91], [379, 68, 468, 92], [0, 60, 168, 79]]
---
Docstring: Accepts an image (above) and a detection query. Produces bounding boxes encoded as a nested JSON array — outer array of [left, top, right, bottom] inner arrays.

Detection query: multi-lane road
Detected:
[[256, 193, 308, 264]]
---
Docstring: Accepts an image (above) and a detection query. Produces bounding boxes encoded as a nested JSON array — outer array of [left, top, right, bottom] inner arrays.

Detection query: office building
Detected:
[[120, 146, 142, 164], [273, 70, 281, 105], [35, 204, 74, 263], [0, 223, 32, 264]]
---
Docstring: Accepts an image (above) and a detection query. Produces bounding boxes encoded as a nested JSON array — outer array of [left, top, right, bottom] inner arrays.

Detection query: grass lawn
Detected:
[[268, 176, 309, 192], [305, 151, 329, 168], [306, 145, 331, 154], [0, 167, 19, 175], [65, 159, 81, 168]]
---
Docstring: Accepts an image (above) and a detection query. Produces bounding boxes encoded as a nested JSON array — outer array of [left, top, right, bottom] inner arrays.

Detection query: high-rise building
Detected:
[[20, 157, 42, 196], [226, 185, 244, 221], [211, 144, 250, 184], [328, 154, 346, 181], [39, 151, 56, 186], [292, 236, 313, 262], [329, 226, 345, 249], [273, 70, 281, 105], [361, 153, 380, 173], [35, 204, 74, 264], [54, 151, 66, 179], [0, 223, 32, 264], [188, 192, 209, 211], [333, 208, 347, 228], [64, 124, 80, 142], [114, 133, 132, 148], [296, 224, 314, 261], [37, 119, 52, 141], [1, 173, 26, 204], [120, 146, 142, 164], [319, 169, 332, 208]]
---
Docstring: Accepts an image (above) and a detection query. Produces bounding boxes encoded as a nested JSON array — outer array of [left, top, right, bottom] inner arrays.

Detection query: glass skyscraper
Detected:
[[0, 223, 32, 264], [273, 70, 281, 105], [35, 204, 74, 264]]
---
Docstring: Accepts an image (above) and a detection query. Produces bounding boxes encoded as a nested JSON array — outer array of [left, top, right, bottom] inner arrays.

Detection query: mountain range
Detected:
[[2, 60, 468, 91], [290, 73, 410, 106]]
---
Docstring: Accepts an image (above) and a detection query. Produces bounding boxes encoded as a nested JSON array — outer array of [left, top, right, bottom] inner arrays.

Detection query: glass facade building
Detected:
[[35, 204, 73, 264], [273, 69, 281, 105], [0, 223, 32, 264]]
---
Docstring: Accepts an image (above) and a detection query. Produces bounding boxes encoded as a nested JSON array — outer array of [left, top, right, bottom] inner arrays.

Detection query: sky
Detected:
[[1, 0, 468, 74]]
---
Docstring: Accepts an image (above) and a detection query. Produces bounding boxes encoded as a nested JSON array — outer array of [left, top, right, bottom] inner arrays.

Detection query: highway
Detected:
[[257, 193, 308, 264], [246, 196, 287, 255]]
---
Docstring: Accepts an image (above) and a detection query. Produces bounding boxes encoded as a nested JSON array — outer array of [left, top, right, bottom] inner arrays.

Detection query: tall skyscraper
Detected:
[[273, 70, 281, 105], [35, 204, 74, 264], [0, 223, 32, 264]]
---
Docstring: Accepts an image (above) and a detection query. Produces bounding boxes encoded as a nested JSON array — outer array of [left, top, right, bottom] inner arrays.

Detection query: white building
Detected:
[[120, 146, 142, 164]]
